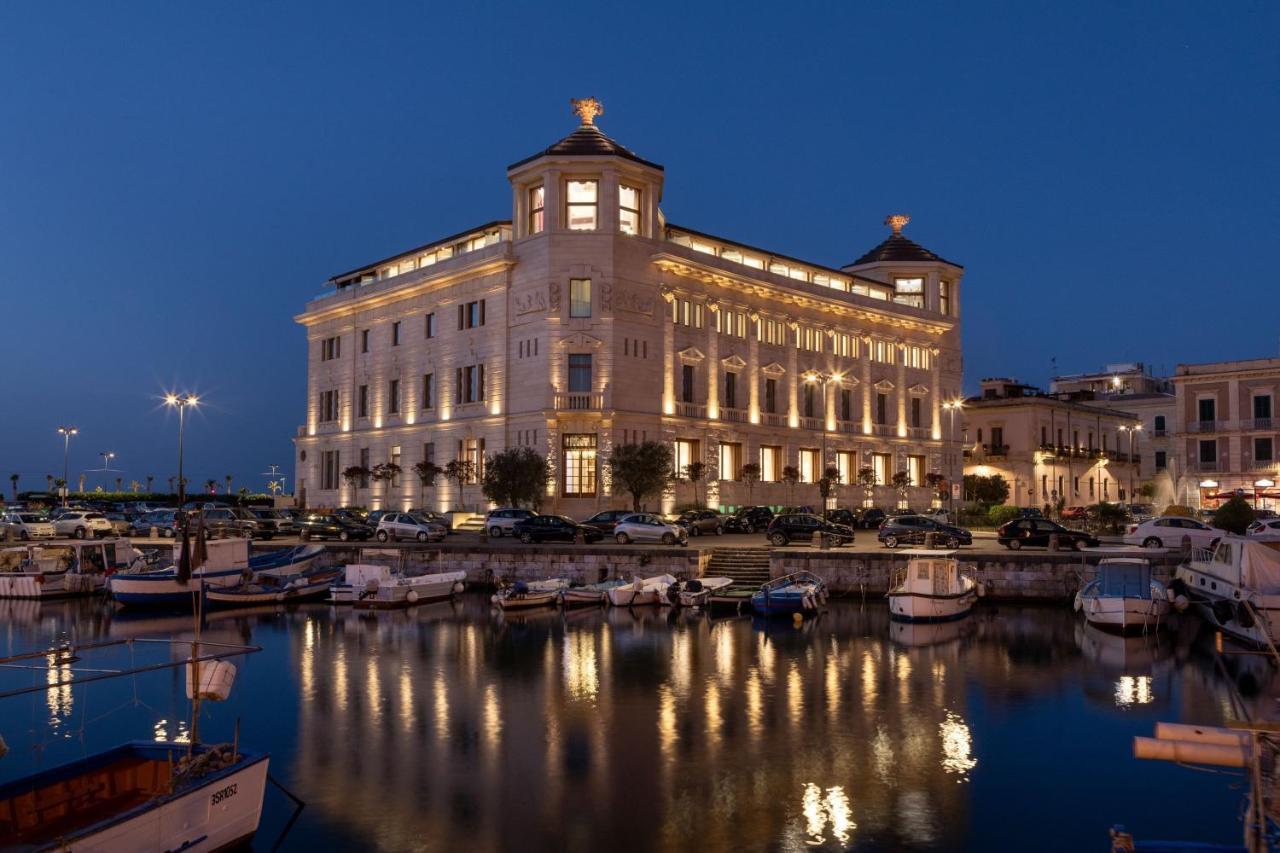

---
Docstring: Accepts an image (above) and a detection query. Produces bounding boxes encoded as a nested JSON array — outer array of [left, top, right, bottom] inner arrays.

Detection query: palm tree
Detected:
[[114, 477, 123, 493], [225, 475, 233, 496], [204, 479, 217, 496], [167, 476, 175, 494], [8, 473, 18, 502], [45, 474, 54, 493], [146, 475, 154, 493], [891, 470, 912, 510], [740, 463, 761, 504], [856, 466, 876, 508]]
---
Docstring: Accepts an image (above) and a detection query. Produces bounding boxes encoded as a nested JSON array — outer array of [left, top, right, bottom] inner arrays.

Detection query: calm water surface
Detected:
[[0, 596, 1271, 851]]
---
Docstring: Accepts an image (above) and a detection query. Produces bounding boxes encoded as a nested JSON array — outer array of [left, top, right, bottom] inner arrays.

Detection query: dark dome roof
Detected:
[[847, 233, 961, 268], [508, 124, 662, 171]]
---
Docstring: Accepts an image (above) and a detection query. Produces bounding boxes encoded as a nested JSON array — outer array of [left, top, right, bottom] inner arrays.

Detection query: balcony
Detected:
[[1249, 418, 1274, 431], [554, 392, 604, 411], [1152, 429, 1167, 438], [982, 444, 1010, 459], [1190, 460, 1221, 473], [908, 427, 932, 440], [678, 402, 707, 419], [872, 423, 896, 437], [1188, 420, 1230, 434], [721, 407, 748, 423], [799, 416, 823, 432], [761, 412, 787, 428]]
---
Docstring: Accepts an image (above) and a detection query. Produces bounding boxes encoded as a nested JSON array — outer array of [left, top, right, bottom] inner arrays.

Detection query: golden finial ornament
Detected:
[[885, 214, 910, 235], [570, 97, 604, 126]]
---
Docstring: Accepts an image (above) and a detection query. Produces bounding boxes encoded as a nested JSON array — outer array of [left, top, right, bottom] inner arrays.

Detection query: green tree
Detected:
[[891, 470, 912, 508], [341, 465, 368, 494], [856, 466, 876, 507], [817, 465, 841, 509], [740, 462, 761, 505], [925, 472, 947, 503], [412, 460, 444, 507], [682, 461, 707, 508], [443, 459, 476, 511], [1137, 481, 1157, 501], [963, 473, 1010, 505], [781, 465, 801, 506], [204, 479, 217, 495], [1090, 501, 1129, 534], [482, 447, 549, 508], [1213, 496, 1255, 535], [607, 441, 672, 512], [8, 473, 17, 502]]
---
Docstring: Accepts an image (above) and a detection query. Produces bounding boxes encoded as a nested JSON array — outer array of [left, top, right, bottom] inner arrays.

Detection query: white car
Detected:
[[484, 508, 536, 538], [1248, 519, 1280, 540], [1124, 516, 1225, 550], [376, 513, 446, 543], [921, 508, 951, 524], [3, 512, 55, 540], [52, 511, 114, 540], [613, 513, 689, 546]]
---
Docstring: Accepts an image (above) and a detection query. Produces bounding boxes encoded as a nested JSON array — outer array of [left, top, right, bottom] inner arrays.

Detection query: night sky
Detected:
[[2, 1, 1277, 493]]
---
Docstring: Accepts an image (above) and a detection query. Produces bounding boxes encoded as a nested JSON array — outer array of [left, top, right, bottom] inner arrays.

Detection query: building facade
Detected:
[[962, 378, 1142, 508], [1171, 357, 1280, 509], [294, 100, 965, 515]]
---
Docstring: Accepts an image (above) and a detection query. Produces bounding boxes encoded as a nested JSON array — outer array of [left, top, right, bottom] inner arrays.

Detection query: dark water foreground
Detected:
[[0, 596, 1272, 851]]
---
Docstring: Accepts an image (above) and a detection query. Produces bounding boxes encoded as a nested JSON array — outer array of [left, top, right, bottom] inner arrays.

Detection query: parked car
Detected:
[[765, 513, 854, 547], [297, 513, 374, 542], [853, 508, 887, 529], [921, 508, 952, 524], [824, 508, 858, 528], [1125, 503, 1157, 522], [2, 512, 55, 540], [196, 507, 262, 539], [52, 511, 114, 539], [877, 515, 973, 549], [365, 509, 396, 528], [676, 509, 725, 537], [250, 508, 296, 537], [581, 509, 634, 534], [103, 512, 134, 536], [409, 510, 453, 533], [485, 508, 537, 537], [511, 515, 604, 544], [376, 512, 447, 542], [1249, 519, 1280, 540], [721, 506, 774, 534], [997, 518, 1098, 551], [130, 509, 180, 537], [1124, 516, 1225, 550], [613, 513, 689, 546]]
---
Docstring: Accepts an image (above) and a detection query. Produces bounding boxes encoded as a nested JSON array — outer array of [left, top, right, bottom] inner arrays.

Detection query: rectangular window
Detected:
[[1199, 439, 1217, 464], [1198, 397, 1216, 424], [568, 354, 592, 393], [725, 372, 738, 409], [803, 383, 815, 418], [392, 321, 401, 346], [461, 437, 485, 483], [939, 280, 950, 315], [321, 450, 340, 490], [876, 393, 888, 425], [562, 434, 598, 496], [390, 446, 401, 487], [318, 389, 339, 423], [765, 378, 778, 414], [619, 184, 641, 235], [1255, 395, 1273, 421], [673, 439, 699, 477], [893, 277, 925, 309], [456, 365, 485, 404], [871, 452, 891, 485], [1155, 450, 1167, 469], [359, 448, 370, 488], [423, 442, 435, 466], [566, 179, 598, 230], [422, 373, 434, 409], [907, 455, 925, 487], [911, 398, 922, 428], [836, 451, 853, 485], [840, 389, 852, 422], [529, 185, 545, 234], [569, 278, 592, 318], [719, 442, 742, 481], [388, 379, 400, 414], [1256, 437, 1274, 463], [424, 313, 436, 339], [682, 364, 695, 403], [358, 385, 368, 419], [361, 329, 370, 353], [760, 446, 782, 482], [321, 336, 341, 361], [798, 448, 819, 483]]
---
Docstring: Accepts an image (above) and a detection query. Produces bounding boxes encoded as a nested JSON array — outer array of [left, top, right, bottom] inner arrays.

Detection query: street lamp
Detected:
[[164, 393, 200, 509], [804, 371, 842, 509], [56, 425, 78, 506], [942, 399, 965, 512], [1119, 422, 1142, 503]]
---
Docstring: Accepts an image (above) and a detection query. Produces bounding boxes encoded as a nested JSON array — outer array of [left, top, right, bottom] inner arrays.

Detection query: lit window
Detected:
[[619, 184, 641, 235], [871, 453, 891, 485], [836, 451, 853, 485], [761, 446, 782, 482], [529, 185, 545, 234], [570, 278, 592, 317], [799, 449, 819, 483], [894, 277, 925, 308], [907, 455, 924, 486], [563, 434, 598, 496], [566, 180, 598, 230], [939, 280, 950, 315], [673, 439, 699, 476], [568, 354, 592, 393], [719, 442, 742, 480]]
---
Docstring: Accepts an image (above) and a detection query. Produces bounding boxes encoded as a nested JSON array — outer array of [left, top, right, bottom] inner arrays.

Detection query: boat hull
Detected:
[[562, 589, 605, 607], [606, 586, 658, 606], [204, 577, 338, 608], [888, 589, 976, 622], [1176, 564, 1280, 647], [1079, 594, 1169, 634], [0, 572, 72, 599], [492, 590, 560, 610], [354, 580, 462, 609], [109, 568, 247, 607]]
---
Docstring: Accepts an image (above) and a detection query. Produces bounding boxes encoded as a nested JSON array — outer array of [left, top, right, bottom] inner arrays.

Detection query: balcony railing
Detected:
[[799, 416, 823, 431], [678, 402, 707, 419], [761, 412, 787, 427], [872, 423, 896, 437], [837, 419, 859, 434], [983, 444, 1010, 459], [908, 427, 932, 440], [1249, 418, 1274, 431], [721, 407, 748, 423], [1152, 429, 1167, 437], [1188, 420, 1230, 433], [554, 392, 603, 411], [1190, 460, 1221, 473]]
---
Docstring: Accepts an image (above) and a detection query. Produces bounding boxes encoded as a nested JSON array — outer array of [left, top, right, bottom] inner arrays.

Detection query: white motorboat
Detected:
[[661, 576, 733, 608], [0, 539, 142, 599], [887, 550, 980, 622], [1074, 548, 1170, 634], [605, 574, 677, 607], [331, 563, 466, 609], [1174, 535, 1280, 647], [562, 579, 627, 607], [491, 578, 568, 610]]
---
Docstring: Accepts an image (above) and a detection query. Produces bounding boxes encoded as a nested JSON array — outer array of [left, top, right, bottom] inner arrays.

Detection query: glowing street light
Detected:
[[163, 393, 200, 508], [942, 399, 965, 510], [804, 371, 843, 508], [56, 425, 78, 506]]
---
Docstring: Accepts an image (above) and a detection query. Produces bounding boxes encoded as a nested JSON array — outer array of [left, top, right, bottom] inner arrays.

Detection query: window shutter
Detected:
[[458, 304, 464, 330], [478, 364, 485, 399], [455, 368, 462, 404], [479, 299, 485, 326]]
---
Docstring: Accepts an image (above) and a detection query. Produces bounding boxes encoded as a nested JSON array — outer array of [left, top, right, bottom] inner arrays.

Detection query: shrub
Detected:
[[987, 505, 1023, 527], [1090, 502, 1129, 533], [1212, 497, 1255, 535], [1162, 504, 1195, 518]]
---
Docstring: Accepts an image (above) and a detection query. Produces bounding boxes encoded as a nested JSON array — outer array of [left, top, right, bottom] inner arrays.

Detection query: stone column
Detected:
[[661, 286, 675, 415], [748, 311, 760, 424], [860, 336, 873, 435], [896, 340, 908, 439], [930, 347, 942, 440], [786, 319, 799, 428], [706, 299, 720, 420]]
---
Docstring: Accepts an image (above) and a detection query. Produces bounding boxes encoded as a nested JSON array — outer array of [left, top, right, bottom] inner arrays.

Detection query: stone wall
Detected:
[[770, 548, 1183, 601]]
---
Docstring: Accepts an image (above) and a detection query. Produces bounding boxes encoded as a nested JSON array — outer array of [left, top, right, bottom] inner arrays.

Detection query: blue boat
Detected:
[[750, 571, 827, 617], [110, 543, 325, 608]]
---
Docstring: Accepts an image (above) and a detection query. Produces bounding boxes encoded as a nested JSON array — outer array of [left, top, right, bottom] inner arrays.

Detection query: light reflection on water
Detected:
[[0, 597, 1273, 851]]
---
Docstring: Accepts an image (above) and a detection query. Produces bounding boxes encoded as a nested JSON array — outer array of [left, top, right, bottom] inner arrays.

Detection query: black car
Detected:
[[512, 515, 605, 544], [765, 513, 854, 546], [250, 508, 295, 538], [854, 508, 887, 529], [824, 508, 857, 527], [997, 518, 1099, 551], [297, 513, 374, 542], [723, 506, 774, 534], [877, 515, 973, 548], [581, 509, 633, 534]]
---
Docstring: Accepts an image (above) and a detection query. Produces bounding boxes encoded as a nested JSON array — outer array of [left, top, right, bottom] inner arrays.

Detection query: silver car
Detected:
[[613, 513, 689, 546], [376, 512, 447, 543], [3, 512, 55, 540], [485, 508, 537, 538], [52, 511, 114, 539]]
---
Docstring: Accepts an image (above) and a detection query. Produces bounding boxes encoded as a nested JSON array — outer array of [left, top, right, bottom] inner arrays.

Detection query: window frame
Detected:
[[565, 179, 599, 231]]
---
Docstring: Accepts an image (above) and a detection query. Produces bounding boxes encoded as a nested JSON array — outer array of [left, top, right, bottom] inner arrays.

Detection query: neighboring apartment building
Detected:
[[962, 378, 1142, 508], [1172, 357, 1280, 508], [294, 99, 964, 515]]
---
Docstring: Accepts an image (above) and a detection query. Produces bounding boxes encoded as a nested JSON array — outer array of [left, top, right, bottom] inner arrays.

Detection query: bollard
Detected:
[[1048, 533, 1060, 552], [925, 532, 938, 549]]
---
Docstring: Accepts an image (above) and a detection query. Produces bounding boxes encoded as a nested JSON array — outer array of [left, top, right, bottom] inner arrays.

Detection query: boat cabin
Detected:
[[0, 539, 140, 576], [168, 537, 249, 571], [894, 550, 963, 595]]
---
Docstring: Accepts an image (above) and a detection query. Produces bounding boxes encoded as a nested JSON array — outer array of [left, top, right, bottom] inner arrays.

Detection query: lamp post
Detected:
[[1119, 423, 1141, 503], [57, 425, 78, 506], [164, 393, 200, 509], [804, 371, 843, 510], [99, 451, 115, 490], [942, 399, 964, 514]]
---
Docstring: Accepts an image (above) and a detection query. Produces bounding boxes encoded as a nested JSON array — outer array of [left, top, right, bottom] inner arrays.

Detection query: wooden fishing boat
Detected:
[[330, 564, 466, 609], [562, 579, 626, 607], [0, 539, 143, 600], [751, 571, 827, 617], [604, 574, 676, 607], [887, 550, 980, 622], [204, 567, 342, 608], [491, 578, 567, 610], [1074, 548, 1169, 634], [661, 576, 733, 608]]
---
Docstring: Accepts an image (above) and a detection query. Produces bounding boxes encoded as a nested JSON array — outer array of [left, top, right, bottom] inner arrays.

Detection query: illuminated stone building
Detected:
[[294, 99, 964, 513]]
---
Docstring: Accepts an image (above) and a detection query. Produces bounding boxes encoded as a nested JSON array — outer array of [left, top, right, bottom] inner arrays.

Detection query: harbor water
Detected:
[[0, 596, 1270, 851]]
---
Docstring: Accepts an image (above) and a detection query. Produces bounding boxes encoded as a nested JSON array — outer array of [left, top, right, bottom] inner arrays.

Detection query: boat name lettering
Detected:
[[211, 783, 238, 806]]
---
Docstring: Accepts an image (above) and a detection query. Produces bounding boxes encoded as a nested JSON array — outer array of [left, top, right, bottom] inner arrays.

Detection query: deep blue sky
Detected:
[[2, 1, 1277, 493]]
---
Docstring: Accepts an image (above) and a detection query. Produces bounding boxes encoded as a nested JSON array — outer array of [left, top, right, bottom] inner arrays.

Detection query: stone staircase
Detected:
[[704, 546, 772, 588], [450, 512, 485, 533]]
